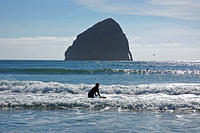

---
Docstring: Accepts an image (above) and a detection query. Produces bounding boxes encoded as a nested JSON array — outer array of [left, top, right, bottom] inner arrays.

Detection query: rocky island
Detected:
[[65, 18, 133, 61]]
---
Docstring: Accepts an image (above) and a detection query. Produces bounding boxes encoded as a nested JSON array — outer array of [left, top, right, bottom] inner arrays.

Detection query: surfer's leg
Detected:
[[88, 93, 94, 98]]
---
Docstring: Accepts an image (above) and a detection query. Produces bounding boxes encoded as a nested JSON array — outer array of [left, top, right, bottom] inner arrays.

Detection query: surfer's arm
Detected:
[[97, 90, 101, 97]]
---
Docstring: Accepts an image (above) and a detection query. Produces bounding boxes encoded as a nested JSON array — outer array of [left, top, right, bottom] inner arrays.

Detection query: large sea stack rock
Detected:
[[65, 18, 133, 61]]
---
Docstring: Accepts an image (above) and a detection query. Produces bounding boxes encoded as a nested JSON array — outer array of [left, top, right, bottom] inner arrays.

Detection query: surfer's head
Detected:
[[95, 83, 99, 87]]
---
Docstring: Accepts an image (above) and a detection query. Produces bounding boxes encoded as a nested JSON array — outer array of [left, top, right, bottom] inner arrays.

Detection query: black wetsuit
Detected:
[[88, 86, 100, 98]]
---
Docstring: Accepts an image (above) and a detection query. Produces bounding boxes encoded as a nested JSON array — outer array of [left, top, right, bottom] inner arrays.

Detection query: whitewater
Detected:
[[0, 80, 200, 112], [0, 60, 200, 132]]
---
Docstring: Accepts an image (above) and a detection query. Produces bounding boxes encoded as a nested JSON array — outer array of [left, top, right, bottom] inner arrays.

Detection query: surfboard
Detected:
[[99, 96, 107, 99], [92, 96, 107, 99]]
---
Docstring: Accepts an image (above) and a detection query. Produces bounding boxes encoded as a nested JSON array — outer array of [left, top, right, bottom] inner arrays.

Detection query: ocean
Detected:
[[0, 60, 200, 132]]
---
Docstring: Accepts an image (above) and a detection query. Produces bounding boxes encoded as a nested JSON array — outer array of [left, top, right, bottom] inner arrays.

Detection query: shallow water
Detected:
[[0, 60, 200, 132], [0, 109, 200, 133]]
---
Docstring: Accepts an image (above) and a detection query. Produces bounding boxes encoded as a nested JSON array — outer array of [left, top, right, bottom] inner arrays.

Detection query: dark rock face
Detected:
[[65, 18, 133, 61]]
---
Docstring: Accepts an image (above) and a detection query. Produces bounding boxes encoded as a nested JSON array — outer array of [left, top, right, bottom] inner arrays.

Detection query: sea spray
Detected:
[[0, 80, 200, 111], [0, 68, 199, 75]]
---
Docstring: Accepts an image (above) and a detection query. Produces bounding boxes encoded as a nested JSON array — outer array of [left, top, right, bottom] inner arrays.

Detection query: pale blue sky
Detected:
[[0, 0, 200, 61]]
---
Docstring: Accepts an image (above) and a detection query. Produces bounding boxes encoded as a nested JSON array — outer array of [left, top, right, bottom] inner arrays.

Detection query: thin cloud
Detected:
[[0, 37, 74, 47], [75, 0, 200, 20], [0, 37, 73, 43], [0, 37, 75, 60], [127, 25, 200, 49]]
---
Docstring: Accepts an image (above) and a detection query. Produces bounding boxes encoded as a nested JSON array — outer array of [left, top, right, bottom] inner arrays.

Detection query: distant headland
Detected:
[[65, 18, 133, 61]]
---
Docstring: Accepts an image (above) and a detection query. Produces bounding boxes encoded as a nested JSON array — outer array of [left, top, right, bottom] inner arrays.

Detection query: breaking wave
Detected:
[[0, 68, 199, 75], [0, 80, 200, 112]]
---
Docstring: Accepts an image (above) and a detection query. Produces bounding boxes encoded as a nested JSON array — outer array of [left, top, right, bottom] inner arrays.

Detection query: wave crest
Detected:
[[1, 80, 200, 95], [0, 80, 200, 112], [0, 68, 199, 75]]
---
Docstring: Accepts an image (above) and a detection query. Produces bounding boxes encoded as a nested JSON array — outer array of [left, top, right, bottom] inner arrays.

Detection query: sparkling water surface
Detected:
[[1, 109, 200, 133], [0, 60, 200, 132]]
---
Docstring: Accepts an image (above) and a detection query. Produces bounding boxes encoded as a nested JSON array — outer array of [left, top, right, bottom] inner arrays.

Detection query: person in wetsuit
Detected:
[[88, 83, 101, 98]]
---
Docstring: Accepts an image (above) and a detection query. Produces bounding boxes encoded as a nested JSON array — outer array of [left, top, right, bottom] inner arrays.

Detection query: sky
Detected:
[[0, 0, 200, 61]]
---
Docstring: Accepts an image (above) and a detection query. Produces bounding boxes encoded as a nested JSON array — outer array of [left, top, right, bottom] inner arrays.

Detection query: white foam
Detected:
[[1, 80, 200, 95], [0, 80, 200, 111]]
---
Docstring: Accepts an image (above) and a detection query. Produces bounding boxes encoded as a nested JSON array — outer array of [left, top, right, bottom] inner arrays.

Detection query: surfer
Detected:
[[88, 83, 101, 98]]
